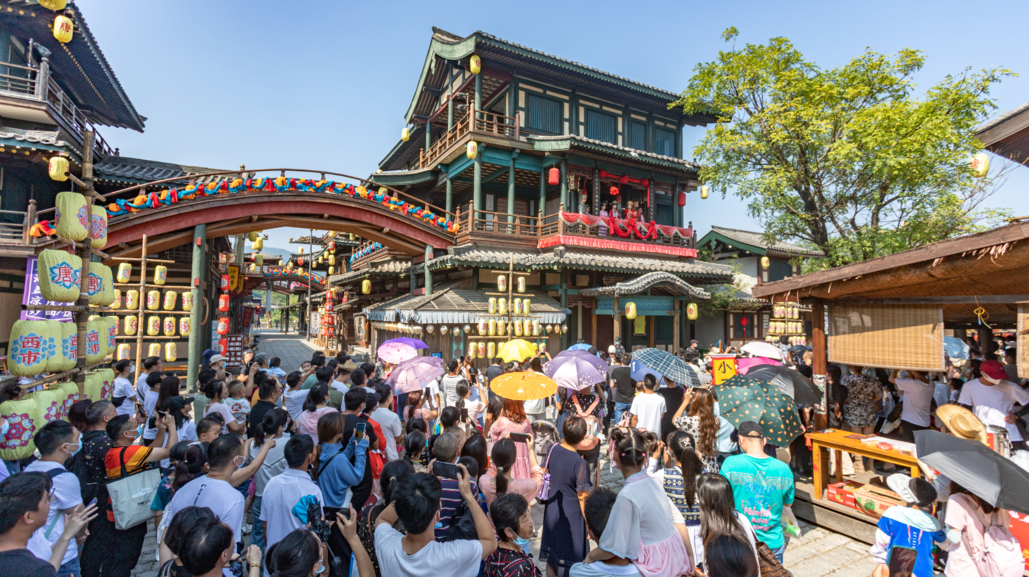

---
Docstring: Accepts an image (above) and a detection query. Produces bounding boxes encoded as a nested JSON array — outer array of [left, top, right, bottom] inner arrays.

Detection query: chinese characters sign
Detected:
[[22, 256, 73, 322], [710, 354, 738, 385]]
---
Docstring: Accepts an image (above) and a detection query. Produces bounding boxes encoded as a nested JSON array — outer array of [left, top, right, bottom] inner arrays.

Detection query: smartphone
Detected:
[[510, 433, 529, 444], [433, 461, 460, 480], [354, 422, 366, 440], [460, 408, 469, 421]]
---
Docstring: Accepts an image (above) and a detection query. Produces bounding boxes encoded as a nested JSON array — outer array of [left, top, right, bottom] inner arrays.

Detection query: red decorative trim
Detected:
[[538, 234, 698, 258]]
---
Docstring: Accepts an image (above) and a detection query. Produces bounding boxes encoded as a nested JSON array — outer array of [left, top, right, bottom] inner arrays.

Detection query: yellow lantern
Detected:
[[163, 291, 178, 311], [255, 254, 264, 267], [514, 321, 522, 337], [700, 185, 709, 200], [467, 141, 478, 160], [111, 289, 122, 309], [124, 315, 138, 336], [153, 265, 167, 285], [469, 54, 482, 75], [401, 127, 410, 142], [624, 302, 637, 320], [487, 341, 496, 359], [254, 237, 264, 251], [179, 318, 191, 337], [181, 292, 194, 312], [328, 254, 335, 265], [248, 231, 258, 242], [39, 0, 68, 9], [148, 343, 162, 358], [53, 15, 74, 43], [497, 275, 507, 292], [328, 266, 335, 275], [498, 298, 507, 315], [146, 290, 160, 311], [163, 317, 176, 337], [970, 152, 990, 177], [164, 343, 177, 363], [116, 344, 131, 361], [523, 298, 530, 315], [126, 290, 139, 310], [523, 319, 532, 336], [116, 263, 132, 283], [516, 277, 526, 293], [361, 279, 371, 294], [147, 316, 160, 336], [48, 156, 69, 181], [488, 297, 497, 314], [488, 319, 496, 336], [467, 344, 476, 360], [686, 303, 699, 321], [496, 319, 506, 335], [760, 256, 770, 269], [513, 298, 522, 315]]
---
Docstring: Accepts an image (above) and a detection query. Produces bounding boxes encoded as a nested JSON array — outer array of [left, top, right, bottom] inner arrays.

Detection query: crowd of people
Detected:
[[0, 332, 1024, 577]]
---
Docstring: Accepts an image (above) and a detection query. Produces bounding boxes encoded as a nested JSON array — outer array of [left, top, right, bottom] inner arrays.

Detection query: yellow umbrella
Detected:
[[497, 339, 537, 363], [490, 371, 557, 401]]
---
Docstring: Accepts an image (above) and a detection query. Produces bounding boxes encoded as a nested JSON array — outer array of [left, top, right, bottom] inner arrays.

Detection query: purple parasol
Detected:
[[544, 353, 607, 391], [553, 349, 608, 374], [385, 356, 446, 394], [382, 337, 429, 350]]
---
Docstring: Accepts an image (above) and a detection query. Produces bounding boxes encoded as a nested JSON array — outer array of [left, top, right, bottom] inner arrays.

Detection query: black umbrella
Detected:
[[914, 429, 1029, 515], [745, 364, 823, 405]]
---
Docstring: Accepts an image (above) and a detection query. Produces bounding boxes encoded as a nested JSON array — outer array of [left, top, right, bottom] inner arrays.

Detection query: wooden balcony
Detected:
[[0, 200, 40, 256], [418, 110, 523, 170], [0, 57, 115, 159]]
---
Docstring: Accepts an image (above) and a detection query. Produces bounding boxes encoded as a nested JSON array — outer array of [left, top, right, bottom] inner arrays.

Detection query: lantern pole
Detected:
[[186, 224, 206, 394], [307, 229, 312, 340], [73, 130, 96, 396], [133, 235, 148, 377]]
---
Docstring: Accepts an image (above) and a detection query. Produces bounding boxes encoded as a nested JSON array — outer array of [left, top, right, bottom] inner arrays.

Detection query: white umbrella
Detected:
[[740, 341, 784, 360]]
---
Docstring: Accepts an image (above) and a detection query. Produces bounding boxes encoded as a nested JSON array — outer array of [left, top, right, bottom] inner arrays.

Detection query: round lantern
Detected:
[[328, 266, 335, 275], [217, 317, 230, 335], [487, 341, 496, 359], [248, 231, 258, 242], [677, 191, 686, 207], [477, 342, 486, 358], [686, 303, 699, 321], [254, 237, 264, 251], [148, 343, 162, 358], [361, 279, 371, 294], [514, 321, 522, 337], [516, 277, 526, 293], [116, 344, 131, 361], [496, 320, 506, 335], [467, 141, 478, 160], [970, 152, 990, 178], [39, 0, 68, 10], [498, 298, 507, 315], [219, 294, 230, 312], [624, 302, 637, 320], [124, 315, 138, 336], [163, 317, 176, 337], [220, 274, 230, 291], [53, 15, 74, 43], [513, 299, 523, 315], [610, 185, 619, 196], [219, 338, 228, 356], [761, 256, 770, 269], [181, 292, 194, 312], [116, 263, 132, 283], [425, 324, 434, 334], [478, 320, 487, 335], [497, 275, 507, 292], [146, 290, 160, 311], [179, 318, 191, 337], [164, 343, 177, 363], [488, 297, 497, 314], [561, 325, 568, 334], [153, 265, 167, 286], [463, 324, 472, 335], [488, 319, 496, 336], [161, 291, 177, 311], [548, 167, 560, 186], [700, 185, 709, 200], [546, 324, 553, 334], [469, 54, 482, 74], [438, 325, 447, 337], [147, 316, 160, 336], [532, 320, 540, 336], [299, 247, 304, 255], [48, 156, 69, 182], [523, 298, 531, 315], [523, 319, 532, 336]]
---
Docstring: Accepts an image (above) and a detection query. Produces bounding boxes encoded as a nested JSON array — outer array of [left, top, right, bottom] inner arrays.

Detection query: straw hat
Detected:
[[936, 404, 987, 444]]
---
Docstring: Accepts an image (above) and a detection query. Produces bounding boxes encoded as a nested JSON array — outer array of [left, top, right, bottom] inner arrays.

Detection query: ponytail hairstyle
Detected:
[[667, 431, 704, 507], [173, 442, 208, 491], [403, 431, 426, 464], [379, 460, 415, 506], [303, 383, 328, 413], [254, 409, 288, 450], [266, 529, 322, 577], [610, 427, 658, 469], [406, 417, 427, 435], [490, 438, 517, 497], [202, 380, 225, 402]]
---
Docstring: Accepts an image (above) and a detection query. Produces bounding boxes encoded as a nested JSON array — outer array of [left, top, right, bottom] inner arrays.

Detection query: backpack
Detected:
[[530, 421, 559, 468], [442, 499, 478, 542], [965, 500, 1023, 577]]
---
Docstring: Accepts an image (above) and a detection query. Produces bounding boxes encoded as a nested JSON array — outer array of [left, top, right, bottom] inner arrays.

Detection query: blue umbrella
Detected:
[[630, 359, 664, 384], [631, 348, 701, 388], [568, 343, 593, 352], [944, 336, 970, 360]]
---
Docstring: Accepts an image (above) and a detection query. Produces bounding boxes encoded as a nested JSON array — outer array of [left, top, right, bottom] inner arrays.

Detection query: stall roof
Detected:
[[579, 272, 711, 299], [365, 278, 569, 325], [977, 101, 1029, 167], [699, 226, 825, 258]]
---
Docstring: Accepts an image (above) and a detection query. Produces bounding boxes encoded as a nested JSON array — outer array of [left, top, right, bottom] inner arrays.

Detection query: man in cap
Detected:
[[719, 421, 795, 563], [959, 359, 1029, 449]]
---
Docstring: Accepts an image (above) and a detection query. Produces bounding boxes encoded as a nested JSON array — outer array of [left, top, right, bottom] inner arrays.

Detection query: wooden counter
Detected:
[[807, 429, 920, 500]]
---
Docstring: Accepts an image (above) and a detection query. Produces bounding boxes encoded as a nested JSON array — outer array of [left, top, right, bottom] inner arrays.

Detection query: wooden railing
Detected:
[[0, 57, 115, 158], [419, 110, 522, 169], [0, 200, 38, 246], [474, 111, 520, 140], [456, 206, 539, 240]]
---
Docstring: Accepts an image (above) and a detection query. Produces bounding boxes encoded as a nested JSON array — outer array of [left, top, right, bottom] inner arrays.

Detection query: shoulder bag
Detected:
[[107, 447, 160, 530], [536, 443, 560, 502]]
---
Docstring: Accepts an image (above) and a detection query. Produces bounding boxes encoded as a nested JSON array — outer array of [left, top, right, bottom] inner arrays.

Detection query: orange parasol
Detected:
[[489, 371, 558, 401]]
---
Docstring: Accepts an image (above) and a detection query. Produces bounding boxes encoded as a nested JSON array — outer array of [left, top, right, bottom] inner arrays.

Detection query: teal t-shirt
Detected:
[[719, 454, 795, 548], [301, 374, 319, 390]]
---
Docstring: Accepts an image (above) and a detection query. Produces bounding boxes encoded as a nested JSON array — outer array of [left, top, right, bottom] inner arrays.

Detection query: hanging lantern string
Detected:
[[973, 296, 992, 329]]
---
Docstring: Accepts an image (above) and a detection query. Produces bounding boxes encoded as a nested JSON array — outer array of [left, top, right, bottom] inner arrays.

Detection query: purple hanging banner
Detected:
[[21, 256, 74, 322]]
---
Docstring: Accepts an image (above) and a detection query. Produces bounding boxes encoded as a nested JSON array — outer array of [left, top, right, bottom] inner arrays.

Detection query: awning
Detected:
[[364, 279, 569, 325], [579, 271, 711, 298]]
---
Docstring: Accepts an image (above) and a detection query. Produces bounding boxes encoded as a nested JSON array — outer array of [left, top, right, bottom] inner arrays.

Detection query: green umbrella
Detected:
[[715, 375, 805, 447]]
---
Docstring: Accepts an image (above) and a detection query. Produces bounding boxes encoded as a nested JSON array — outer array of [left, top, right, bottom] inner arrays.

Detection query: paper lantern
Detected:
[[147, 343, 161, 358], [677, 191, 686, 207], [84, 319, 104, 363], [181, 292, 194, 311], [86, 269, 104, 306], [55, 381, 79, 420], [488, 319, 496, 336], [48, 156, 69, 181], [146, 315, 160, 336], [487, 342, 496, 359], [100, 266, 115, 306], [401, 127, 410, 142], [328, 254, 335, 265], [112, 343, 130, 361], [523, 298, 531, 315], [9, 321, 52, 376], [248, 231, 258, 242], [217, 317, 230, 335], [463, 324, 472, 335], [426, 325, 434, 334], [153, 265, 167, 286], [498, 298, 507, 315], [970, 153, 990, 178], [760, 256, 770, 269], [124, 315, 138, 336], [477, 320, 487, 335], [488, 297, 497, 314], [146, 290, 160, 310], [453, 326, 463, 336], [163, 317, 176, 337], [0, 398, 41, 461], [531, 320, 540, 336], [219, 294, 230, 312], [172, 317, 189, 338], [523, 319, 532, 336], [438, 325, 447, 337], [53, 14, 74, 43], [39, 0, 68, 11], [469, 54, 481, 74], [255, 254, 264, 268], [219, 338, 228, 355], [299, 247, 304, 255], [514, 322, 522, 337], [328, 266, 335, 275], [467, 345, 476, 360], [37, 250, 81, 303], [361, 279, 371, 294], [116, 263, 132, 284], [686, 303, 699, 321], [624, 302, 637, 320], [55, 192, 88, 241], [513, 298, 523, 315], [497, 275, 507, 292], [89, 206, 108, 249], [700, 185, 709, 200], [477, 342, 486, 358], [515, 276, 526, 293], [561, 325, 568, 334], [220, 274, 230, 291], [548, 167, 560, 186], [254, 237, 264, 251], [51, 321, 77, 372], [546, 324, 553, 334], [467, 141, 478, 160], [126, 290, 139, 310], [164, 343, 177, 363], [496, 320, 506, 335]]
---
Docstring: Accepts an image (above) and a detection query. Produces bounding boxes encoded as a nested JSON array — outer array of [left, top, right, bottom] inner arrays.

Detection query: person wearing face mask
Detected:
[[484, 493, 539, 577], [103, 413, 177, 577], [73, 400, 116, 577], [111, 360, 137, 418], [24, 421, 88, 577]]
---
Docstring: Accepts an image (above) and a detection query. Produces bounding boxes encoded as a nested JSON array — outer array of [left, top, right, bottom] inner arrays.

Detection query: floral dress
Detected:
[[842, 374, 881, 427], [672, 415, 720, 473]]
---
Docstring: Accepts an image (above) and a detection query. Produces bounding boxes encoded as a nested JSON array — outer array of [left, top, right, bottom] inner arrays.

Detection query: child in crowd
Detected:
[[282, 371, 307, 423], [570, 487, 642, 577], [870, 474, 947, 577], [226, 381, 251, 428], [456, 383, 487, 429], [629, 374, 666, 435], [196, 417, 222, 444]]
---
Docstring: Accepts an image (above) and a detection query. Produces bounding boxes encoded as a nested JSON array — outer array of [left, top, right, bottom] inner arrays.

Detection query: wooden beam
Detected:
[[833, 296, 1029, 305]]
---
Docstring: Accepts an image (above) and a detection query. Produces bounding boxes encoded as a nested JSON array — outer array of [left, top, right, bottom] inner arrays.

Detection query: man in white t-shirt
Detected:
[[890, 369, 936, 442], [374, 466, 495, 577], [959, 359, 1029, 446], [282, 371, 308, 423], [260, 435, 322, 552], [111, 360, 137, 417], [24, 421, 85, 577], [140, 371, 164, 445], [135, 356, 161, 399], [370, 385, 403, 461], [629, 375, 666, 435]]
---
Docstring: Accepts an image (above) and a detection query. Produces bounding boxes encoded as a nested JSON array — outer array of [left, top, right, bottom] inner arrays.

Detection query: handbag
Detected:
[[107, 447, 160, 530], [536, 443, 560, 502], [572, 396, 600, 451], [755, 541, 790, 577]]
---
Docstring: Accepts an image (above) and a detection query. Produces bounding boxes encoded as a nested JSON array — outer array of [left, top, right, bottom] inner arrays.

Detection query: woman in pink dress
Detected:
[[944, 483, 1011, 577], [586, 427, 694, 577], [481, 436, 544, 505], [297, 384, 335, 442], [487, 399, 533, 479]]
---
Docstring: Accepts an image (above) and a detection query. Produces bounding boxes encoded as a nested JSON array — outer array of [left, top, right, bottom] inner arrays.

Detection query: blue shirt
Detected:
[[720, 454, 795, 549], [713, 403, 738, 454], [317, 438, 368, 508], [267, 367, 287, 380], [875, 508, 945, 577]]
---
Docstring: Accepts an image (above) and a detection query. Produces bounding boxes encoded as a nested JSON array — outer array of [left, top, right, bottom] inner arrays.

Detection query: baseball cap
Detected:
[[168, 396, 195, 412], [738, 421, 764, 439], [980, 360, 1007, 382], [209, 354, 226, 364]]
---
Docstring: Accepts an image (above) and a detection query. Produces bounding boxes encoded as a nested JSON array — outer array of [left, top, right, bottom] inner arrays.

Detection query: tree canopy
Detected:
[[674, 28, 1013, 269]]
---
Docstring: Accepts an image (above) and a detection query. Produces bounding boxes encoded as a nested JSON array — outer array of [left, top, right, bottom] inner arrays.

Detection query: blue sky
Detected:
[[84, 0, 1029, 251]]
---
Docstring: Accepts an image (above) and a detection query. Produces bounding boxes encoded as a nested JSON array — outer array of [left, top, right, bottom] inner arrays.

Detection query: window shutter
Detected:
[[654, 128, 675, 156], [526, 94, 561, 135], [586, 110, 616, 144], [630, 121, 646, 150]]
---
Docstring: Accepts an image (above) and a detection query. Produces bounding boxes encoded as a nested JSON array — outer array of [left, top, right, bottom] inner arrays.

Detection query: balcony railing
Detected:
[[418, 110, 522, 170], [0, 57, 115, 158], [0, 200, 39, 248]]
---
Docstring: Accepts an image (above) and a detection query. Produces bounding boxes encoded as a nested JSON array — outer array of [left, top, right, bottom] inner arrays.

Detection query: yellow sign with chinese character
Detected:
[[227, 265, 241, 293], [711, 354, 738, 385], [634, 315, 646, 335]]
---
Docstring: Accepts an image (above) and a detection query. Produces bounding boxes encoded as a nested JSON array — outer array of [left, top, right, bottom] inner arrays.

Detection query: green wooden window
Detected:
[[586, 109, 617, 144], [526, 94, 561, 135], [629, 121, 646, 150], [656, 316, 673, 343], [656, 202, 673, 226], [654, 127, 676, 157]]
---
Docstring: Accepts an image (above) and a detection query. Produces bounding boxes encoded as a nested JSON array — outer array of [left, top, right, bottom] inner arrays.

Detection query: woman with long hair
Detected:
[[266, 524, 372, 577], [539, 416, 592, 577], [944, 481, 1009, 577], [357, 459, 415, 576], [484, 395, 505, 437], [404, 390, 436, 423], [672, 388, 721, 472], [461, 433, 489, 481], [203, 380, 245, 434], [656, 432, 706, 565], [249, 408, 290, 551], [297, 384, 333, 441], [584, 427, 693, 576], [488, 399, 533, 479], [316, 412, 368, 577], [402, 430, 427, 473], [704, 533, 759, 577], [480, 436, 543, 506], [697, 473, 758, 568]]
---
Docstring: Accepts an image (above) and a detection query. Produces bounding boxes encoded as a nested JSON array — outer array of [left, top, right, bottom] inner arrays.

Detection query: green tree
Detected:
[[674, 28, 1013, 269]]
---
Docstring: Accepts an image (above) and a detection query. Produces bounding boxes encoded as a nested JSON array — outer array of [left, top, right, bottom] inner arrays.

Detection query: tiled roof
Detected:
[[531, 134, 701, 171], [330, 260, 412, 285], [706, 226, 824, 257], [0, 124, 80, 155], [977, 101, 1029, 135], [94, 156, 225, 186], [579, 272, 711, 298], [365, 278, 568, 324]]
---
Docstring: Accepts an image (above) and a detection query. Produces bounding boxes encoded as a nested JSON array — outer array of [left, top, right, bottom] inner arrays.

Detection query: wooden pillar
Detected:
[[539, 165, 547, 217], [673, 300, 681, 352], [560, 269, 568, 350], [445, 177, 453, 214], [507, 152, 517, 225], [73, 131, 95, 394], [473, 154, 482, 220], [648, 316, 655, 348], [613, 297, 622, 352], [474, 73, 482, 119], [424, 245, 433, 296], [187, 224, 207, 393], [559, 158, 568, 208], [447, 97, 454, 131], [812, 301, 827, 434], [425, 121, 432, 153], [591, 302, 598, 346]]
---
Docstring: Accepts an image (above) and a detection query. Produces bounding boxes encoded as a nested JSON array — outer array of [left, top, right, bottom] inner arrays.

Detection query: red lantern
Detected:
[[298, 258, 304, 266], [219, 294, 230, 312], [677, 192, 686, 207], [328, 241, 335, 252], [219, 337, 228, 355], [548, 166, 560, 186], [610, 186, 619, 196], [220, 274, 230, 290], [216, 317, 229, 335]]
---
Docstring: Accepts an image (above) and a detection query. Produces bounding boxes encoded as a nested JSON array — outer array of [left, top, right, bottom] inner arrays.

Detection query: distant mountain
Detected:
[[250, 246, 292, 261]]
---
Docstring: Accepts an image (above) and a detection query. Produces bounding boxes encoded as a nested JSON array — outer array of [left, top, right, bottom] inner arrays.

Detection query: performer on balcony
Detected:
[[598, 202, 610, 237]]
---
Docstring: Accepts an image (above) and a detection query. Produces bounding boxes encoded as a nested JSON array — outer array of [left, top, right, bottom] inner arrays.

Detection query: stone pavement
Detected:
[[252, 329, 321, 371]]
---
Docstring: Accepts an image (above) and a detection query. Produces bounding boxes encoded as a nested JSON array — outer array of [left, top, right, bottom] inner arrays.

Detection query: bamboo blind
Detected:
[[1018, 305, 1029, 379], [828, 304, 944, 371]]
